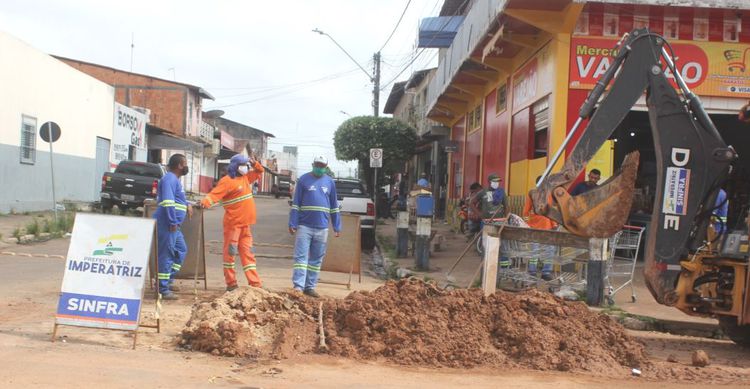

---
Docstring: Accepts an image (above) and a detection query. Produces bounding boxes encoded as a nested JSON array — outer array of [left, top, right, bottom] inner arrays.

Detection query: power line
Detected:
[[208, 68, 359, 93], [379, 0, 413, 52]]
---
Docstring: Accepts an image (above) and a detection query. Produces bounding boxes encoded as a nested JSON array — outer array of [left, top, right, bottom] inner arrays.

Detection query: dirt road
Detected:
[[1, 198, 749, 388]]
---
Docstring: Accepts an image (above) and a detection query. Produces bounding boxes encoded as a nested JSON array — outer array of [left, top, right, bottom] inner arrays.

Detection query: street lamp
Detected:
[[313, 28, 381, 117]]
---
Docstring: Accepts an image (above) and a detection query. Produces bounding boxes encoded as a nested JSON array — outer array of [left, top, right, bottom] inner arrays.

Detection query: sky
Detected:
[[0, 0, 441, 177]]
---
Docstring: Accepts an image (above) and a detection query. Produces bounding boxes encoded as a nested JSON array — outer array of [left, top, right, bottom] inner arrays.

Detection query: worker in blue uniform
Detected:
[[713, 188, 729, 237], [288, 155, 341, 298], [153, 154, 193, 300]]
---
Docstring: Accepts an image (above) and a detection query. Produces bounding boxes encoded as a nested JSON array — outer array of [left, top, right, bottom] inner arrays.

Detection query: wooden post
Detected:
[[481, 228, 500, 295], [415, 217, 431, 270], [396, 211, 409, 257], [586, 237, 607, 306]]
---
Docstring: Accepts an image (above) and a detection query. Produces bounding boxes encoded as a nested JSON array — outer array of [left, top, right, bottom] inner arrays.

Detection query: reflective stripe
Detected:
[[172, 264, 181, 270], [299, 206, 330, 212], [307, 264, 321, 272], [329, 208, 340, 213], [243, 264, 257, 271], [159, 200, 175, 206], [221, 193, 253, 206], [174, 204, 188, 211], [223, 263, 235, 268], [291, 205, 299, 210], [293, 264, 307, 270], [159, 199, 188, 212], [158, 273, 171, 280]]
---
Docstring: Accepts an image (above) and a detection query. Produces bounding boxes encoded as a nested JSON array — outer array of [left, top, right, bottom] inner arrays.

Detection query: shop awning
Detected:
[[148, 133, 204, 152], [418, 16, 464, 48]]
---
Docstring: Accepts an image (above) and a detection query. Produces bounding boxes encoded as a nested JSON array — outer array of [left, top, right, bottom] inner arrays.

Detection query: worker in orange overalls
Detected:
[[201, 154, 264, 291], [523, 176, 559, 281]]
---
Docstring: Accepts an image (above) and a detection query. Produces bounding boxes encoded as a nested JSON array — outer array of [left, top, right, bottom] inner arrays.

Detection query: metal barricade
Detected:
[[604, 225, 645, 304]]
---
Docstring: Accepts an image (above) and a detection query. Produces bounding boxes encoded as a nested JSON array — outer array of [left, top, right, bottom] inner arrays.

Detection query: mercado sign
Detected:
[[570, 36, 750, 98], [55, 214, 154, 331]]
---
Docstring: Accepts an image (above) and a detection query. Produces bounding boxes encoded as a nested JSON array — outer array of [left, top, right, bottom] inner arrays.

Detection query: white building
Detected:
[[0, 31, 115, 213]]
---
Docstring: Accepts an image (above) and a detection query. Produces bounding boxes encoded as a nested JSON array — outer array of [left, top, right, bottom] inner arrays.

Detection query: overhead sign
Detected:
[[112, 103, 148, 167], [569, 36, 750, 98], [370, 148, 383, 168], [55, 214, 155, 331]]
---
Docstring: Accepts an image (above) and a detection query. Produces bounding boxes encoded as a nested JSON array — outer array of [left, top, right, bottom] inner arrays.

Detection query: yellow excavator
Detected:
[[530, 28, 749, 345]]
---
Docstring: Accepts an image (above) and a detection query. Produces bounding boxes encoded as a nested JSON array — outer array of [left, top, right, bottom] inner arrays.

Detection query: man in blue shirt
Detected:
[[153, 154, 193, 300], [570, 169, 601, 196], [417, 172, 431, 190], [288, 156, 341, 297], [713, 188, 729, 236]]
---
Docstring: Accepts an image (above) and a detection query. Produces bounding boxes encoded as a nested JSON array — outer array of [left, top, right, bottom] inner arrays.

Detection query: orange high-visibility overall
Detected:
[[201, 161, 264, 287]]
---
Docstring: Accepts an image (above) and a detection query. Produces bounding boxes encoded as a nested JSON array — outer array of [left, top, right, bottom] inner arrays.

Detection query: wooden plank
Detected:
[[486, 225, 589, 248], [481, 230, 500, 296]]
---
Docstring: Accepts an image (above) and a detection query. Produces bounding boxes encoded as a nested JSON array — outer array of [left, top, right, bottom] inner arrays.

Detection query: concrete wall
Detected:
[[0, 32, 115, 213]]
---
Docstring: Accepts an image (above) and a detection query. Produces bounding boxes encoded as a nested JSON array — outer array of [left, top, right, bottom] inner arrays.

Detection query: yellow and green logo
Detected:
[[92, 234, 128, 256]]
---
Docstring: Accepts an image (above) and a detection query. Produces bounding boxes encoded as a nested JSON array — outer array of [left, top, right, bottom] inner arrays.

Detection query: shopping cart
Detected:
[[723, 48, 750, 72], [604, 225, 645, 305]]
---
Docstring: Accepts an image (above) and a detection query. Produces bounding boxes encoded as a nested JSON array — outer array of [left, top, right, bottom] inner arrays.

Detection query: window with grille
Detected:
[[495, 84, 507, 114], [532, 98, 549, 159], [20, 115, 36, 164]]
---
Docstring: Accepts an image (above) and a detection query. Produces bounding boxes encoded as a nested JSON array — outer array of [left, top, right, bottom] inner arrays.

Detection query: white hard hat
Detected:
[[313, 155, 328, 166]]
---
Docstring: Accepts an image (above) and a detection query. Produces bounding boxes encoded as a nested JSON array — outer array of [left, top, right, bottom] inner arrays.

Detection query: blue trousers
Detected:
[[528, 243, 554, 275], [292, 225, 329, 291], [156, 220, 187, 294]]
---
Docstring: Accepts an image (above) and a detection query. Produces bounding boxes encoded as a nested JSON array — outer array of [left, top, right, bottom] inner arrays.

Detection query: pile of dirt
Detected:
[[180, 287, 318, 359], [181, 279, 647, 374]]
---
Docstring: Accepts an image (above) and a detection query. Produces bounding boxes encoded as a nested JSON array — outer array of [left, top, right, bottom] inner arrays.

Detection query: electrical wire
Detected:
[[379, 0, 413, 52], [208, 68, 360, 94]]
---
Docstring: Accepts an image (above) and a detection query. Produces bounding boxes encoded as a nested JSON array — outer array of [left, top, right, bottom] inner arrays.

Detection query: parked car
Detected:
[[272, 174, 294, 198], [100, 160, 165, 212], [334, 178, 376, 250]]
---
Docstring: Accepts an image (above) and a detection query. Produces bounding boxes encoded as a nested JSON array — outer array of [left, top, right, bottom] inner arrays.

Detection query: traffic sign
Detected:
[[369, 148, 383, 168], [40, 121, 61, 143]]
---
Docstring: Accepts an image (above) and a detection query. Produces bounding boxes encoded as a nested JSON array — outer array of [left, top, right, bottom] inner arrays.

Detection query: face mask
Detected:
[[490, 181, 500, 190], [181, 166, 189, 176], [312, 166, 327, 177], [237, 165, 249, 175]]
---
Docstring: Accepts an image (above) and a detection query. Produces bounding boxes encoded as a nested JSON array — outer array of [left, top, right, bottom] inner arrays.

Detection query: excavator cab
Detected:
[[530, 28, 750, 345]]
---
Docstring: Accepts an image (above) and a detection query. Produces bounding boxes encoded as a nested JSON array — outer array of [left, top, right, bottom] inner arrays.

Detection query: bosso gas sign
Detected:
[[569, 37, 750, 99]]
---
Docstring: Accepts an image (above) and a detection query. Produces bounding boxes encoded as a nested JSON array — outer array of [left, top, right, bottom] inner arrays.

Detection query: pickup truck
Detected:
[[334, 178, 376, 250], [272, 174, 294, 199], [100, 160, 165, 212]]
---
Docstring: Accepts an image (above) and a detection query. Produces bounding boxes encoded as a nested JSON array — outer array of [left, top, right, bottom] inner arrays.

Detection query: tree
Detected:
[[334, 116, 417, 178]]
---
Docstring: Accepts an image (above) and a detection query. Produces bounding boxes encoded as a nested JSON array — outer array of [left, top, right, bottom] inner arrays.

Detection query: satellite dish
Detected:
[[203, 110, 225, 119]]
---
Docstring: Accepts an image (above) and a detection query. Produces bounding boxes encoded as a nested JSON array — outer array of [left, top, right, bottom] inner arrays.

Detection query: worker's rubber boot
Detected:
[[226, 284, 238, 292], [304, 289, 320, 298], [161, 292, 179, 300]]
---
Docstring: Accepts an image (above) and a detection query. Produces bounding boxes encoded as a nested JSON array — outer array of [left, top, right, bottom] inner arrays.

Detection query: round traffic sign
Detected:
[[40, 121, 61, 143], [370, 148, 382, 160]]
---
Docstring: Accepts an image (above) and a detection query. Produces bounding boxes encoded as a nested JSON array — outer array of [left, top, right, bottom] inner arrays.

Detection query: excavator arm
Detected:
[[530, 29, 736, 303]]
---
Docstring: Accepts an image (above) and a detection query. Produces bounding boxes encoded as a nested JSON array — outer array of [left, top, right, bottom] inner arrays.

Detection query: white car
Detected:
[[334, 178, 376, 250]]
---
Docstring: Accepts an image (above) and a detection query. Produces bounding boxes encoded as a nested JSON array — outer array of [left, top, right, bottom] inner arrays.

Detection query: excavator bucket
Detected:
[[552, 151, 640, 238]]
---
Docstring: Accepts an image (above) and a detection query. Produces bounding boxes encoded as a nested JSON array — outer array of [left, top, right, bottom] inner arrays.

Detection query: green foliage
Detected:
[[334, 116, 418, 176], [26, 219, 40, 237], [12, 227, 21, 241]]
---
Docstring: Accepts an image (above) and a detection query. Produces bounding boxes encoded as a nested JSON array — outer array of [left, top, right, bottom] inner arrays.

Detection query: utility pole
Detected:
[[373, 51, 381, 117]]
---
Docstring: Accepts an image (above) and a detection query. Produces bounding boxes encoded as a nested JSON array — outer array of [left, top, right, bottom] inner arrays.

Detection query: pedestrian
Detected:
[[570, 169, 601, 196], [417, 172, 431, 190], [466, 182, 483, 235], [288, 155, 341, 298], [201, 154, 265, 291], [154, 153, 193, 300], [523, 176, 558, 281]]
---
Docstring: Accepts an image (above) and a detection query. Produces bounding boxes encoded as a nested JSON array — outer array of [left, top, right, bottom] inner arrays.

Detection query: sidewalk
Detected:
[[376, 217, 718, 330]]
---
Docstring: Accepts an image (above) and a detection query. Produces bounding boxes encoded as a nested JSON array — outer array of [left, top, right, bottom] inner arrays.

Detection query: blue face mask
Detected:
[[312, 166, 327, 177]]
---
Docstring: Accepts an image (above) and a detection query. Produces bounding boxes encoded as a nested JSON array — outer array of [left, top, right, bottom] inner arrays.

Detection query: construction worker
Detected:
[[154, 153, 193, 300], [483, 173, 509, 269], [201, 154, 264, 291], [523, 176, 558, 281], [713, 188, 729, 237], [288, 155, 341, 298]]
